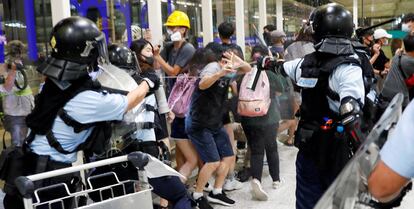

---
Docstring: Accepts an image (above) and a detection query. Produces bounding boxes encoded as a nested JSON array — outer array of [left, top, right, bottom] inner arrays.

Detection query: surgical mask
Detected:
[[142, 55, 154, 66], [402, 23, 410, 32], [170, 31, 182, 42], [167, 29, 173, 35], [224, 72, 237, 79]]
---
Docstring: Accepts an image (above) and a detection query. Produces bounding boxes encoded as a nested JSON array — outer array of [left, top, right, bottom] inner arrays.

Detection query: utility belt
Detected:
[[295, 118, 351, 176]]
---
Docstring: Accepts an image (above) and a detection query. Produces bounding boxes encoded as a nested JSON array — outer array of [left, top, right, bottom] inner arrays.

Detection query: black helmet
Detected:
[[108, 44, 138, 71], [311, 3, 354, 44], [38, 16, 109, 84]]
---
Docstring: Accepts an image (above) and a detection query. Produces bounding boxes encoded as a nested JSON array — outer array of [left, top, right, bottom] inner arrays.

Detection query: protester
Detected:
[[186, 42, 250, 207]]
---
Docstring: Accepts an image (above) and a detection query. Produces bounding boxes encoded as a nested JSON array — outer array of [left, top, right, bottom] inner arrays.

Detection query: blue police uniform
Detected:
[[30, 90, 127, 163], [380, 101, 414, 178], [283, 57, 365, 209]]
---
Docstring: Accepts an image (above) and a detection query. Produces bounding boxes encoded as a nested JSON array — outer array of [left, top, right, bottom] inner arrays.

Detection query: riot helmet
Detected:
[[122, 25, 142, 43], [311, 3, 354, 44], [108, 44, 139, 72], [38, 16, 109, 85]]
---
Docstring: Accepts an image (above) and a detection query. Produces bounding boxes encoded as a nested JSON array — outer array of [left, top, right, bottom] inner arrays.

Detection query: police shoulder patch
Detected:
[[297, 77, 318, 88]]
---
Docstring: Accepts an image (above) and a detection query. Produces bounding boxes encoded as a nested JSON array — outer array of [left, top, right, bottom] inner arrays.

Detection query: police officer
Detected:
[[3, 17, 159, 209], [274, 4, 365, 209], [108, 43, 197, 209], [368, 100, 414, 207]]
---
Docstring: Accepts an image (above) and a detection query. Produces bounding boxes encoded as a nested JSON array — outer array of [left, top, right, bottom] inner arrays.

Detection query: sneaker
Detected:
[[207, 191, 235, 206], [194, 196, 213, 209], [250, 179, 268, 201], [223, 178, 244, 191], [203, 182, 214, 192], [272, 180, 282, 189]]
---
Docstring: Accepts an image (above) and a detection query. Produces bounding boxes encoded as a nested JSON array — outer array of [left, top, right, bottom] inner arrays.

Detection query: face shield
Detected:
[[81, 33, 110, 65], [131, 51, 142, 74]]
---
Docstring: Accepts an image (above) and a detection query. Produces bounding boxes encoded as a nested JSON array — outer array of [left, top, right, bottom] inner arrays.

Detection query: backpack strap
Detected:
[[167, 42, 188, 66], [398, 54, 409, 79]]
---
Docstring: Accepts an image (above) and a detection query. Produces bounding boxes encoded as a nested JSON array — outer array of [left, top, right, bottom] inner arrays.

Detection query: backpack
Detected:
[[237, 67, 271, 117], [167, 73, 197, 118], [276, 74, 296, 119], [397, 54, 414, 100]]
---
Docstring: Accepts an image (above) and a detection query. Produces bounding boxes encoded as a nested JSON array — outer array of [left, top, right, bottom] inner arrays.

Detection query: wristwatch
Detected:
[[142, 77, 154, 89]]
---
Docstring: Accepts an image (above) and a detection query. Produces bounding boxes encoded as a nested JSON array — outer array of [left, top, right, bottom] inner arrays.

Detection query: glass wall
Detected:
[[70, 0, 148, 46], [0, 0, 53, 93], [213, 0, 235, 45]]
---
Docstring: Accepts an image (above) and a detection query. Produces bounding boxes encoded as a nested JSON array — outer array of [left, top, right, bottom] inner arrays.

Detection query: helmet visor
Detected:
[[95, 33, 110, 64], [131, 51, 142, 74]]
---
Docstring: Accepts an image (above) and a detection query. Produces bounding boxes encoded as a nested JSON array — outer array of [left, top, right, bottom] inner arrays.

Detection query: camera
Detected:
[[5, 61, 28, 90]]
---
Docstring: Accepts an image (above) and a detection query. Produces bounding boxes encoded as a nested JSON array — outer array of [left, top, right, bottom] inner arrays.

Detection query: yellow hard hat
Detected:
[[164, 10, 190, 29]]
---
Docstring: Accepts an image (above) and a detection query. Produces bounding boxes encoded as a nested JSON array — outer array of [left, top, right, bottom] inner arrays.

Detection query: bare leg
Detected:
[[176, 140, 199, 180]]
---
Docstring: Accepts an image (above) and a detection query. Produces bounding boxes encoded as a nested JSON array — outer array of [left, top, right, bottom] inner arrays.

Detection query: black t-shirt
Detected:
[[221, 43, 244, 59], [188, 62, 231, 129], [372, 49, 389, 72]]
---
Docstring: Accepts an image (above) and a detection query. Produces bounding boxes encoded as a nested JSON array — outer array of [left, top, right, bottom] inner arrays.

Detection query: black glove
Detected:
[[256, 56, 284, 74], [140, 71, 160, 93]]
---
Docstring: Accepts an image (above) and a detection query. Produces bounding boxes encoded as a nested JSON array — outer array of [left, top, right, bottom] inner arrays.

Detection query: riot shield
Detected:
[[315, 93, 404, 209], [97, 63, 139, 92], [96, 63, 145, 157], [97, 63, 145, 122]]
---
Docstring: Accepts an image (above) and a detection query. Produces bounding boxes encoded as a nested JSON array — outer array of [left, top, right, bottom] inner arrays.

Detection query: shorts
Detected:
[[154, 112, 169, 140], [278, 95, 295, 120], [185, 118, 234, 163], [170, 117, 188, 139]]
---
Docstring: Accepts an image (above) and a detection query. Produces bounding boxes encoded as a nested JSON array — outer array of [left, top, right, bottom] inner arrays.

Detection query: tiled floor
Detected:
[[213, 143, 298, 209]]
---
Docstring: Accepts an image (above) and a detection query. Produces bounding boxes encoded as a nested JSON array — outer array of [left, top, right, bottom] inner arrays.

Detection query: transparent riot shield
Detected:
[[314, 93, 404, 209], [97, 63, 144, 123], [95, 63, 145, 156]]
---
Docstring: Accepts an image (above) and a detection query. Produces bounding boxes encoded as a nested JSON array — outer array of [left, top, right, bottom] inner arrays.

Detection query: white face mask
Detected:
[[167, 29, 173, 35], [170, 31, 182, 42], [402, 23, 411, 32]]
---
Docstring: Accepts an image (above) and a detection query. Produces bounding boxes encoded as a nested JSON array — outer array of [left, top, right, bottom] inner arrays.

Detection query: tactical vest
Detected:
[[189, 77, 231, 129], [26, 80, 128, 157], [297, 52, 362, 175], [299, 52, 362, 124]]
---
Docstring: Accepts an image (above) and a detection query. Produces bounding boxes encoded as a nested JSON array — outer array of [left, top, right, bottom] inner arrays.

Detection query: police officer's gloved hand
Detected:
[[140, 71, 160, 93], [256, 56, 267, 71], [256, 56, 283, 73]]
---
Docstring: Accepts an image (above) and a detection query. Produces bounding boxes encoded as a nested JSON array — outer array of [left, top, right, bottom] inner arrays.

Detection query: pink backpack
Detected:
[[237, 68, 271, 117], [168, 73, 197, 118]]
